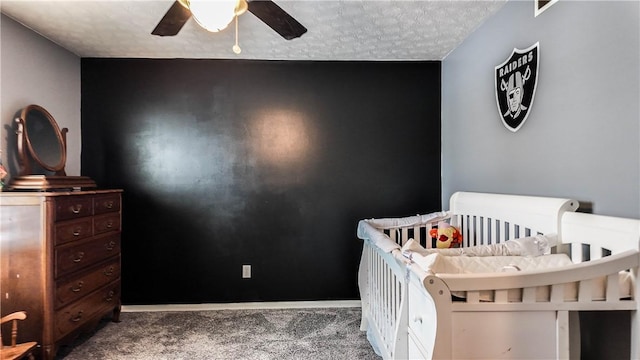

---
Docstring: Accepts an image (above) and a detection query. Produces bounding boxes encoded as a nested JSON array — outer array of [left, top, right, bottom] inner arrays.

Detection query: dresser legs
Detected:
[[112, 303, 122, 323]]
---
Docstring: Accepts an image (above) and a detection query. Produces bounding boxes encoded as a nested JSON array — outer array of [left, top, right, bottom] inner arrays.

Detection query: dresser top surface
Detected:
[[0, 189, 122, 196], [0, 189, 122, 204]]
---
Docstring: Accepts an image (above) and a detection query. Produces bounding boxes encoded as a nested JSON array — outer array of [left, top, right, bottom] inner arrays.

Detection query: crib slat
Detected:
[[571, 243, 583, 263], [470, 215, 475, 246], [578, 279, 592, 302], [413, 225, 421, 245], [509, 222, 517, 240], [378, 260, 383, 340], [491, 219, 499, 244], [376, 252, 382, 328], [606, 273, 619, 302], [383, 263, 390, 342], [460, 216, 467, 247], [402, 228, 409, 246], [499, 220, 507, 243], [385, 266, 390, 330], [550, 284, 564, 303], [476, 216, 481, 243], [369, 249, 376, 328], [372, 250, 378, 327], [468, 216, 474, 247], [384, 270, 389, 342], [591, 245, 602, 261], [466, 291, 480, 303], [481, 217, 489, 245], [495, 289, 509, 303], [391, 273, 395, 331], [390, 278, 395, 344], [522, 287, 536, 303]]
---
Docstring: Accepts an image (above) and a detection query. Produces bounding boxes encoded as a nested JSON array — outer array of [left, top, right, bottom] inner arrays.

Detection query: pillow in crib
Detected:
[[429, 221, 462, 248]]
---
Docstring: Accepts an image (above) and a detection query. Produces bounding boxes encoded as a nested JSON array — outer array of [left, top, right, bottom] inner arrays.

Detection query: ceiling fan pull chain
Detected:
[[232, 15, 241, 54]]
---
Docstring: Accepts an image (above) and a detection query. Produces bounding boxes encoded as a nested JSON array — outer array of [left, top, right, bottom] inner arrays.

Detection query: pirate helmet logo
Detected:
[[495, 42, 539, 132]]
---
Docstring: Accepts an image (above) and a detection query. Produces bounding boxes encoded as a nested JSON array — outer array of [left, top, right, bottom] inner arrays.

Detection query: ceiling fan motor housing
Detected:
[[152, 0, 307, 40]]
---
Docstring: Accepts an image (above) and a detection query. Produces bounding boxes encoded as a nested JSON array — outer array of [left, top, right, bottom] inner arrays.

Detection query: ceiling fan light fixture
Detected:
[[189, 0, 248, 33]]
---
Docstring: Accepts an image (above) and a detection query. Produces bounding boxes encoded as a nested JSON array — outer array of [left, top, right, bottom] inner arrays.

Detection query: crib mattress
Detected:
[[407, 251, 632, 302]]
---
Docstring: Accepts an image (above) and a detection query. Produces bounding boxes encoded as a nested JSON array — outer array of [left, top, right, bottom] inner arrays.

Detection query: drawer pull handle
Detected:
[[72, 252, 85, 263], [70, 311, 84, 322], [105, 201, 114, 209], [104, 266, 115, 276], [70, 205, 83, 214], [72, 228, 82, 236], [106, 221, 114, 228], [71, 281, 84, 292], [105, 241, 116, 251], [413, 316, 423, 324], [105, 290, 115, 302]]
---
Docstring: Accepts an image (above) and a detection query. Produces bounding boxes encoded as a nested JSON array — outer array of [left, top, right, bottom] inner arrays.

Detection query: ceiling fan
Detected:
[[152, 0, 307, 40]]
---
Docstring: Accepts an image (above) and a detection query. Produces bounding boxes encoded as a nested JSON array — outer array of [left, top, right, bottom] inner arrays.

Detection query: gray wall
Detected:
[[0, 14, 81, 177], [442, 0, 639, 218]]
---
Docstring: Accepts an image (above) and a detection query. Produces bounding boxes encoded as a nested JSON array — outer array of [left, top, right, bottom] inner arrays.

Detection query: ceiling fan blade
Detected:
[[152, 0, 192, 36], [247, 0, 307, 40]]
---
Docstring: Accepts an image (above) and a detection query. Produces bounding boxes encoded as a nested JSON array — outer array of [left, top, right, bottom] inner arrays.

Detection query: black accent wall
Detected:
[[81, 59, 441, 304]]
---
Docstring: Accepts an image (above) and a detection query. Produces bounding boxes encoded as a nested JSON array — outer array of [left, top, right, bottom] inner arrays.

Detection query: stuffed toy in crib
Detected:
[[429, 222, 462, 248]]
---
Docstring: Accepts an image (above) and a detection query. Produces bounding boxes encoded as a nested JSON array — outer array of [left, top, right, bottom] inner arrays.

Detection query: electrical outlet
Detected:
[[242, 264, 251, 279]]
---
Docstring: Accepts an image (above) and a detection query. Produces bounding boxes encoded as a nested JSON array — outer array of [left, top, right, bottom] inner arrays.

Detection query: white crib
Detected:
[[357, 191, 639, 359]]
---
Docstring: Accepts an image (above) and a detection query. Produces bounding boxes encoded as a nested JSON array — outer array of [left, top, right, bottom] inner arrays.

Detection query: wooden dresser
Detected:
[[0, 189, 122, 359]]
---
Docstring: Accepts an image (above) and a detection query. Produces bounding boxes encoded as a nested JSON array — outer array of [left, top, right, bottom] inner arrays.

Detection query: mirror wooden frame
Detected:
[[8, 104, 96, 190], [15, 104, 67, 176]]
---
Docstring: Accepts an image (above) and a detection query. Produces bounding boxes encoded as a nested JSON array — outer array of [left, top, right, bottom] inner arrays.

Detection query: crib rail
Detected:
[[361, 242, 408, 359], [561, 211, 640, 260], [436, 250, 638, 310], [452, 214, 547, 247], [381, 215, 551, 250], [363, 191, 578, 249], [449, 192, 579, 236], [379, 215, 560, 250]]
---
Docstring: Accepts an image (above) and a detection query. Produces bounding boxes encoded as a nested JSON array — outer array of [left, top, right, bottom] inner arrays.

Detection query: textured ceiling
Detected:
[[1, 0, 506, 61]]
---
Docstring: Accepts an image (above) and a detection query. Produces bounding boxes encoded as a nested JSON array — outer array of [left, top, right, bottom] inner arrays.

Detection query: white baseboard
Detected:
[[122, 300, 361, 312]]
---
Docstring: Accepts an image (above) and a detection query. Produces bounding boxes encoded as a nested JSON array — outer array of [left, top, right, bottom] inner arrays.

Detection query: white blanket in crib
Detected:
[[408, 251, 574, 275]]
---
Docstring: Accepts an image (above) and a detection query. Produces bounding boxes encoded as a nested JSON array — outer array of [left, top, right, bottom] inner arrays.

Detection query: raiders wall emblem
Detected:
[[495, 42, 539, 132]]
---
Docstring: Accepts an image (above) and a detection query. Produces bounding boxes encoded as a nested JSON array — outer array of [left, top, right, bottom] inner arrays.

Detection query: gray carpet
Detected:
[[56, 307, 381, 360]]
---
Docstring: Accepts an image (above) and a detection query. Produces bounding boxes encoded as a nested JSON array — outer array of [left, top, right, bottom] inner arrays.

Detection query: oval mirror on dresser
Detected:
[[21, 104, 67, 173], [8, 104, 96, 190]]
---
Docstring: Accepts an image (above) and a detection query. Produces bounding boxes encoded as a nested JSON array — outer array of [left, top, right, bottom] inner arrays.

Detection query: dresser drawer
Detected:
[[408, 282, 437, 351], [94, 194, 121, 215], [94, 213, 121, 235], [55, 218, 94, 246], [55, 234, 120, 278], [55, 259, 120, 309], [54, 196, 93, 221], [54, 281, 120, 341]]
